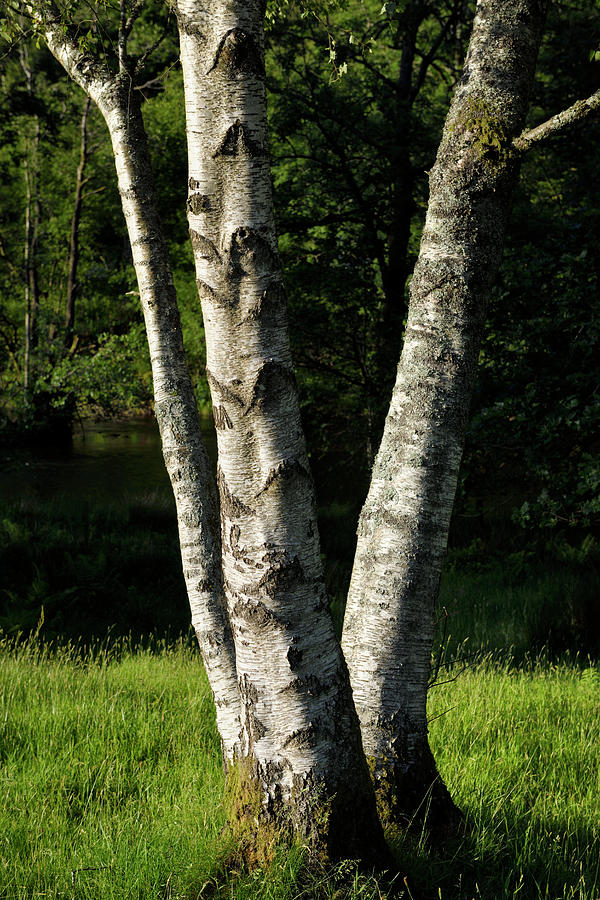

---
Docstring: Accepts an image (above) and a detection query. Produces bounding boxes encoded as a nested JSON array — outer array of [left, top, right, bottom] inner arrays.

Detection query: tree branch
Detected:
[[514, 88, 600, 153]]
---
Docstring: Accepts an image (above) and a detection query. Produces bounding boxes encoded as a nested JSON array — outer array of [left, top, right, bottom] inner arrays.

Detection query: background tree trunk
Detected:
[[342, 0, 548, 831], [64, 96, 91, 346], [20, 42, 40, 404]]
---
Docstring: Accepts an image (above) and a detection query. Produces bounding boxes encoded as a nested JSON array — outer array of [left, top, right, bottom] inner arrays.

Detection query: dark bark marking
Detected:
[[287, 645, 303, 669], [213, 404, 233, 430], [229, 523, 241, 553], [187, 192, 211, 214], [282, 724, 314, 750], [188, 177, 200, 190], [228, 227, 276, 279], [217, 466, 254, 518], [255, 458, 311, 498], [255, 554, 305, 594], [244, 360, 296, 416], [196, 279, 215, 303], [238, 280, 286, 325], [192, 578, 214, 596], [231, 598, 282, 628], [196, 278, 237, 309], [249, 712, 267, 741], [189, 229, 221, 264], [214, 120, 265, 158], [206, 369, 244, 407], [208, 28, 264, 77], [281, 674, 327, 697], [228, 525, 261, 568], [181, 508, 202, 530], [175, 10, 206, 42], [239, 675, 258, 705]]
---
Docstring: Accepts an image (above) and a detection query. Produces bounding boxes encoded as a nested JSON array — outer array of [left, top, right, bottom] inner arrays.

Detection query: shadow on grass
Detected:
[[392, 808, 599, 900], [0, 494, 190, 645]]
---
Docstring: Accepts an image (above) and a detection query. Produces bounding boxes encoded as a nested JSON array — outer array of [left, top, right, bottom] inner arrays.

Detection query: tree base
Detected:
[[223, 755, 394, 871], [370, 743, 463, 841]]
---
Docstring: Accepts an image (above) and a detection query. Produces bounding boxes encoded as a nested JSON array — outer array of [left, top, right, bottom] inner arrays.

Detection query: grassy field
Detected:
[[0, 636, 598, 900]]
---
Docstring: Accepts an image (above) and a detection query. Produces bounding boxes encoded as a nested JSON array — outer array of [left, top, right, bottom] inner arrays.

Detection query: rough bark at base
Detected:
[[342, 0, 548, 828], [369, 745, 461, 838], [224, 755, 392, 869]]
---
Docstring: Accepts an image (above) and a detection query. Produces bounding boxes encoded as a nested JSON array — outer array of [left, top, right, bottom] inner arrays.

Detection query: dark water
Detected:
[[0, 417, 216, 505]]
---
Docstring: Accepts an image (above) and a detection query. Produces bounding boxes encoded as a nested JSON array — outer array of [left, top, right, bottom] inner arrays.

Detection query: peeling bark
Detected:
[[176, 0, 387, 861], [342, 0, 549, 831]]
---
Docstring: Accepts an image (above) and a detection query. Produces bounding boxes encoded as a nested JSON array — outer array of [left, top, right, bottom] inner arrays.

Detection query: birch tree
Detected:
[[21, 0, 242, 760], [342, 0, 600, 829], [172, 0, 386, 859], [18, 0, 386, 861]]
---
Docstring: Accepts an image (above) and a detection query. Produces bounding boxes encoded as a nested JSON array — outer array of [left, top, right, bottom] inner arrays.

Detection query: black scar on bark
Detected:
[[238, 675, 265, 749], [255, 458, 311, 498], [206, 369, 244, 407], [228, 227, 276, 279], [248, 711, 267, 740], [228, 524, 262, 569], [189, 229, 221, 264], [213, 405, 233, 430], [238, 280, 286, 325], [255, 554, 305, 595], [286, 645, 303, 669], [214, 120, 265, 158], [187, 192, 210, 214], [244, 360, 296, 416], [281, 674, 327, 697], [188, 177, 200, 190], [216, 466, 254, 518], [208, 28, 265, 77], [282, 724, 314, 750], [231, 598, 287, 628], [196, 279, 238, 309], [175, 10, 206, 42]]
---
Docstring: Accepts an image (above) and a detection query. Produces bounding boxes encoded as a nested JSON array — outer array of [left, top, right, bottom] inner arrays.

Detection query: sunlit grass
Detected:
[[0, 638, 224, 899], [0, 636, 598, 899], [424, 657, 600, 899]]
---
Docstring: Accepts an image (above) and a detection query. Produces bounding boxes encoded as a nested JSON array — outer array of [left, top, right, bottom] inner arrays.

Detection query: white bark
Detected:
[[35, 0, 242, 759], [176, 0, 385, 856], [343, 0, 548, 826]]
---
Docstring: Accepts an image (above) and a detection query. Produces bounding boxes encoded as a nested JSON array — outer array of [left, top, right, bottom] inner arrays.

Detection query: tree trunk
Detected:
[[175, 0, 387, 861], [342, 0, 548, 832], [20, 42, 40, 405], [38, 5, 242, 760], [65, 96, 91, 345]]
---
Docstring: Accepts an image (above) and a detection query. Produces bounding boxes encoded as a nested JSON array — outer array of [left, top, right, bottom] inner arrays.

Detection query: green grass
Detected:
[[0, 638, 225, 900], [438, 548, 600, 661], [425, 658, 600, 899], [0, 637, 598, 899]]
